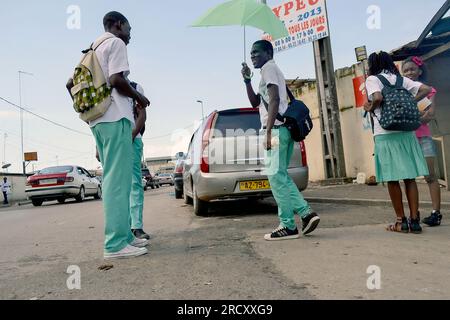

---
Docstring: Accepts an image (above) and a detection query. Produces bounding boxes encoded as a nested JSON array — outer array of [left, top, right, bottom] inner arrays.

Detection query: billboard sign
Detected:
[[263, 0, 330, 54]]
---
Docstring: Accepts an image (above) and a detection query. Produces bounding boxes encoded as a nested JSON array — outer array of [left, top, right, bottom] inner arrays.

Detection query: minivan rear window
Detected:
[[213, 111, 261, 136], [39, 166, 73, 174]]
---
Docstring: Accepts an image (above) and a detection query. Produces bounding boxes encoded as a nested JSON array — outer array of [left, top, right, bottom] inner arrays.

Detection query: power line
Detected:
[[0, 96, 92, 137], [0, 128, 91, 155], [142, 123, 200, 141], [1, 95, 202, 142]]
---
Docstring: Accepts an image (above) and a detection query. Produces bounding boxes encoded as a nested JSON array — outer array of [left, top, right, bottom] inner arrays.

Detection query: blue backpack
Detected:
[[376, 75, 421, 131]]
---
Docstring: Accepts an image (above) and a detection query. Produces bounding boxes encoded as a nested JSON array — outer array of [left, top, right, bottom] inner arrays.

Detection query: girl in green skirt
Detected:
[[364, 52, 432, 234]]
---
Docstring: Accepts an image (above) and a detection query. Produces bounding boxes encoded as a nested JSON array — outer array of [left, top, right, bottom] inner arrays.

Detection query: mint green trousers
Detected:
[[130, 138, 144, 230], [91, 119, 134, 253], [265, 127, 311, 230]]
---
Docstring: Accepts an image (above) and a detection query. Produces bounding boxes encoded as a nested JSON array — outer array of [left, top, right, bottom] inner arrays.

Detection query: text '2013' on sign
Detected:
[[263, 0, 330, 53]]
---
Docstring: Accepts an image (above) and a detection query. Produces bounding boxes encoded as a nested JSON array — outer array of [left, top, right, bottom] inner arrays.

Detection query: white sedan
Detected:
[[26, 165, 102, 206]]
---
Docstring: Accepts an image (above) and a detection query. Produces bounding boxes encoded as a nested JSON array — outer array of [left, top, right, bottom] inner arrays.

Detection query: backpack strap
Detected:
[[82, 35, 116, 54], [286, 86, 296, 103], [260, 86, 292, 123], [375, 75, 395, 88], [394, 75, 404, 89]]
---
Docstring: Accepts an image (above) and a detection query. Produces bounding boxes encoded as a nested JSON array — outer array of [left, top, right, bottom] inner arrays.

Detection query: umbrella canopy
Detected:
[[192, 0, 289, 40]]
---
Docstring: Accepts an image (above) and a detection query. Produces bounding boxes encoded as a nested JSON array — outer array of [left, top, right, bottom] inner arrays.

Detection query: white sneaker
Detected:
[[104, 245, 148, 260], [130, 237, 149, 248]]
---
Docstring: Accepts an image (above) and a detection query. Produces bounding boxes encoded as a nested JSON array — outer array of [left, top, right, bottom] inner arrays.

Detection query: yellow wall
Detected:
[[289, 63, 376, 182]]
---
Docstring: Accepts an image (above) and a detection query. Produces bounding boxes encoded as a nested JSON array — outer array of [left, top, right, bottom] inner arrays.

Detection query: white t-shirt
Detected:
[[258, 60, 289, 128], [89, 32, 135, 128], [129, 83, 145, 139], [365, 72, 422, 136], [1, 181, 11, 193]]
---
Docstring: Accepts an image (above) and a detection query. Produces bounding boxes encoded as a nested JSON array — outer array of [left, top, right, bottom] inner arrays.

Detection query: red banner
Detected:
[[353, 76, 368, 108]]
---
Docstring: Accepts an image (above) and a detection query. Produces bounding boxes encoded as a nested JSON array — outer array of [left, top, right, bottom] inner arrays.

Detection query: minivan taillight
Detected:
[[300, 141, 307, 167], [200, 113, 217, 173], [175, 166, 183, 174]]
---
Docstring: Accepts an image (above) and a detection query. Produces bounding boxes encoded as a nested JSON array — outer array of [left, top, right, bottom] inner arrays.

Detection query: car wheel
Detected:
[[193, 184, 208, 216], [94, 186, 102, 199], [57, 198, 66, 204], [175, 188, 183, 199], [151, 184, 155, 189], [75, 186, 85, 203], [183, 184, 193, 205], [32, 199, 43, 207]]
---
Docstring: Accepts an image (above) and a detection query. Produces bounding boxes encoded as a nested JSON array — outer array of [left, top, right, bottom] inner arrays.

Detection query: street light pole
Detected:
[[18, 70, 33, 176], [2, 133, 7, 165], [196, 100, 205, 120]]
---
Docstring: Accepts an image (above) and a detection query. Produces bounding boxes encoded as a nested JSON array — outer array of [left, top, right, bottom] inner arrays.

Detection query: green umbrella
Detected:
[[192, 0, 289, 61]]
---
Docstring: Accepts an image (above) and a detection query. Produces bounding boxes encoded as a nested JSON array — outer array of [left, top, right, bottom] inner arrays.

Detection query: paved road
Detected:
[[1, 186, 449, 300]]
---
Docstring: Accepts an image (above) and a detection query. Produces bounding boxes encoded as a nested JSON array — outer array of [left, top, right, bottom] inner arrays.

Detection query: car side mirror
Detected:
[[176, 152, 185, 160]]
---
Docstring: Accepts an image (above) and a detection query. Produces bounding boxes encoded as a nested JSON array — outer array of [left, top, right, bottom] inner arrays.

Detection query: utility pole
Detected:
[[312, 2, 346, 179], [18, 70, 33, 176], [2, 133, 7, 165]]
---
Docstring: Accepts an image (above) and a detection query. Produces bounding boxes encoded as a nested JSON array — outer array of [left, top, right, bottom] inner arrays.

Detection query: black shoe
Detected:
[[302, 212, 321, 235], [264, 227, 299, 241], [422, 211, 442, 227], [132, 229, 151, 240], [409, 218, 423, 234]]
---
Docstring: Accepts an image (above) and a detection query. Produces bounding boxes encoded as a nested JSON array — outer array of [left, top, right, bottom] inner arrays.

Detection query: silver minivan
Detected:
[[183, 108, 309, 216]]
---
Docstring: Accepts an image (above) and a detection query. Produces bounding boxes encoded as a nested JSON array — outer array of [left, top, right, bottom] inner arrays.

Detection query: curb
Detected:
[[305, 197, 450, 210]]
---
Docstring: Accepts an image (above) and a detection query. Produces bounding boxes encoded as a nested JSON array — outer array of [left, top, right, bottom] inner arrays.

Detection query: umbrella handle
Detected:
[[244, 26, 246, 63]]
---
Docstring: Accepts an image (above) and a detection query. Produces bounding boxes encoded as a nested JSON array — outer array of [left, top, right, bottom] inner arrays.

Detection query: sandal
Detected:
[[386, 217, 409, 233]]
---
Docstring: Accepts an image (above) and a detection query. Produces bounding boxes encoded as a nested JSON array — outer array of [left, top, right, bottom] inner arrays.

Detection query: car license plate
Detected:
[[40, 179, 57, 185], [239, 180, 270, 191]]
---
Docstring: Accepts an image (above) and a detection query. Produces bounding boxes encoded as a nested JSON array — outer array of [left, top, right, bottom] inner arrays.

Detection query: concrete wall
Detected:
[[1, 174, 28, 202], [289, 63, 376, 182], [425, 50, 450, 188]]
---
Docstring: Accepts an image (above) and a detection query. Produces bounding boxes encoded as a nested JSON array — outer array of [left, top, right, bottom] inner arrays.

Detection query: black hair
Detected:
[[253, 40, 274, 58], [103, 11, 128, 30], [403, 56, 427, 82], [368, 51, 399, 76]]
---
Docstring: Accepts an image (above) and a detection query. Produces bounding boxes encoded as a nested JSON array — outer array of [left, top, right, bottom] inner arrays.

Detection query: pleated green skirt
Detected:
[[374, 132, 429, 183]]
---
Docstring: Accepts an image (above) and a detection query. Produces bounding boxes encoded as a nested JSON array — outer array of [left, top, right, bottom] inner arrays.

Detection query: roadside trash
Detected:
[[98, 264, 114, 271], [356, 173, 366, 185], [366, 176, 378, 186]]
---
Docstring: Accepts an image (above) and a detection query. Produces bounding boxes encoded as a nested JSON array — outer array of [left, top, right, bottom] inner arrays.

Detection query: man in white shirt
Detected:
[[241, 40, 320, 241], [67, 12, 150, 259], [2, 177, 11, 205]]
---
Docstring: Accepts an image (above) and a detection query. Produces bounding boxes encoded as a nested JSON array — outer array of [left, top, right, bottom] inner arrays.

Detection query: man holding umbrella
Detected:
[[241, 40, 321, 241]]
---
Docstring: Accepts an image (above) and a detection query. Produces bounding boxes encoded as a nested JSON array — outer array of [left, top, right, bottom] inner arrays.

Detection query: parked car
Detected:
[[141, 167, 160, 189], [158, 173, 174, 186], [26, 165, 102, 206], [173, 152, 186, 199], [182, 108, 309, 216], [142, 177, 148, 191]]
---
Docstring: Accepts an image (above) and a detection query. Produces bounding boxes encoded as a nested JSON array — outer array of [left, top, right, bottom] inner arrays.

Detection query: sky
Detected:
[[0, 0, 443, 173]]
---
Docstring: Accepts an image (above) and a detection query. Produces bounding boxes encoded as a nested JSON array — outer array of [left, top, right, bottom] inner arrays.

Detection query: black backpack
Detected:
[[376, 75, 421, 131], [262, 87, 313, 142], [277, 87, 313, 142]]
